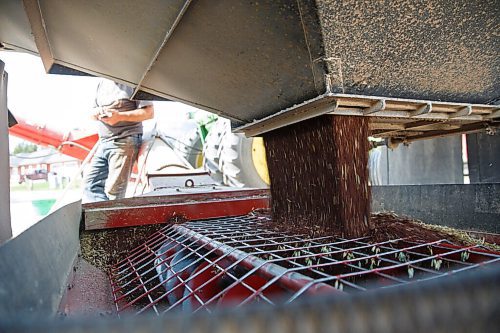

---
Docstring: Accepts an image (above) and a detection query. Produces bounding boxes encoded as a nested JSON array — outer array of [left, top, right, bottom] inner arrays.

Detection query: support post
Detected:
[[0, 60, 12, 243]]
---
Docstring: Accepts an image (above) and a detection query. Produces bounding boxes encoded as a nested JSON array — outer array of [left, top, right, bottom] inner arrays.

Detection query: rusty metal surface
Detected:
[[83, 189, 270, 230], [58, 258, 116, 318], [83, 189, 269, 210]]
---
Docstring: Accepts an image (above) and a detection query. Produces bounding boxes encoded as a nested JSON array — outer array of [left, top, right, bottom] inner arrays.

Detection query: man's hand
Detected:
[[99, 108, 122, 126], [93, 101, 153, 125], [97, 100, 123, 125]]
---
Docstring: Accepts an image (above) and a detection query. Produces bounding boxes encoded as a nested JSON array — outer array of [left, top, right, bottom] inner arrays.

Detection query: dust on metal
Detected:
[[83, 189, 270, 230]]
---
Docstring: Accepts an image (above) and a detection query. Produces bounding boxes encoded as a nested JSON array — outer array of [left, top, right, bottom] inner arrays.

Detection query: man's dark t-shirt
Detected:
[[94, 79, 153, 141]]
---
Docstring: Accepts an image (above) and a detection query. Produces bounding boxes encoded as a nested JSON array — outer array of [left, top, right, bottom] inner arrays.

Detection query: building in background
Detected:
[[9, 148, 81, 189]]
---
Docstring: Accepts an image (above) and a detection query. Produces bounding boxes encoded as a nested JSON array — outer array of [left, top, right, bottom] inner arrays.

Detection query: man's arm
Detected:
[[90, 99, 127, 121], [90, 106, 104, 120], [99, 105, 154, 126]]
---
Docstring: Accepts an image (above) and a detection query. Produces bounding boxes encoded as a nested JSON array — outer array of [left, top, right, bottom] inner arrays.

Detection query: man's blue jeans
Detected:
[[83, 135, 141, 203]]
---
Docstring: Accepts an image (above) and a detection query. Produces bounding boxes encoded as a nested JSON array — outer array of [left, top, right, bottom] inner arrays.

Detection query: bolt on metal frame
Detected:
[[109, 215, 500, 316]]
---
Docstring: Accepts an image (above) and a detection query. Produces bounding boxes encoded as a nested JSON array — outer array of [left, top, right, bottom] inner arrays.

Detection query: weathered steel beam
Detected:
[[83, 189, 270, 230]]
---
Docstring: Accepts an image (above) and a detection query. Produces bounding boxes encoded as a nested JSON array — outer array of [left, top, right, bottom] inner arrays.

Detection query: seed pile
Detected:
[[80, 224, 163, 271], [264, 115, 371, 238]]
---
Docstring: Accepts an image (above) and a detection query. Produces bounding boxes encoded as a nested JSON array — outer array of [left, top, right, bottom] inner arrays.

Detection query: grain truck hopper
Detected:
[[0, 1, 499, 332], [1, 0, 498, 137]]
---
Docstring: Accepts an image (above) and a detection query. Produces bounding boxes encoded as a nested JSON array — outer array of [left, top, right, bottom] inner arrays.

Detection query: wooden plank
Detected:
[[236, 93, 498, 139], [369, 122, 405, 130], [394, 123, 490, 143], [404, 120, 439, 129], [333, 93, 496, 108], [484, 109, 500, 119]]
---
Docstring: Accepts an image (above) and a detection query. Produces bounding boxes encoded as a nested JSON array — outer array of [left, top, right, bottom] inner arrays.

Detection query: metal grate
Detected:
[[109, 215, 500, 316]]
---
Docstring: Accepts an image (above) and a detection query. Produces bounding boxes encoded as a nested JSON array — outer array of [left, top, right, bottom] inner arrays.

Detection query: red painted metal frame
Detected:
[[108, 214, 500, 316], [83, 189, 270, 230], [9, 116, 98, 160]]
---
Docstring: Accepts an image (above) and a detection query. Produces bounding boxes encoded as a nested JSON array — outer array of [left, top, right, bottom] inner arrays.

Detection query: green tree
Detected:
[[13, 142, 38, 155]]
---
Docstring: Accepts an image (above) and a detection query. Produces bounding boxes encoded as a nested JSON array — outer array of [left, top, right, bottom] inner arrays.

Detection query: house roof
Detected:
[[10, 148, 79, 168]]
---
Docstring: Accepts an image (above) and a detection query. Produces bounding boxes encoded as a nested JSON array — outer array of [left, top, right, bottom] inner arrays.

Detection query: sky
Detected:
[[1, 51, 99, 129], [0, 50, 208, 151]]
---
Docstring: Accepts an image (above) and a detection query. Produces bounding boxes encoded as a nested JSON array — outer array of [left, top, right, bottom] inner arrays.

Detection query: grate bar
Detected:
[[108, 215, 500, 315]]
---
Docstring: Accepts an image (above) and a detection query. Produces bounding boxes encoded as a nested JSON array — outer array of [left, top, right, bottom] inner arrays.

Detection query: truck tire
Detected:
[[219, 130, 270, 188], [175, 130, 204, 169], [202, 119, 226, 183]]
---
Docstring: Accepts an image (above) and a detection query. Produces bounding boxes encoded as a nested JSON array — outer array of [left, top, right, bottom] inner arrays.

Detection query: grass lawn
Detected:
[[11, 182, 50, 191], [10, 180, 82, 191]]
